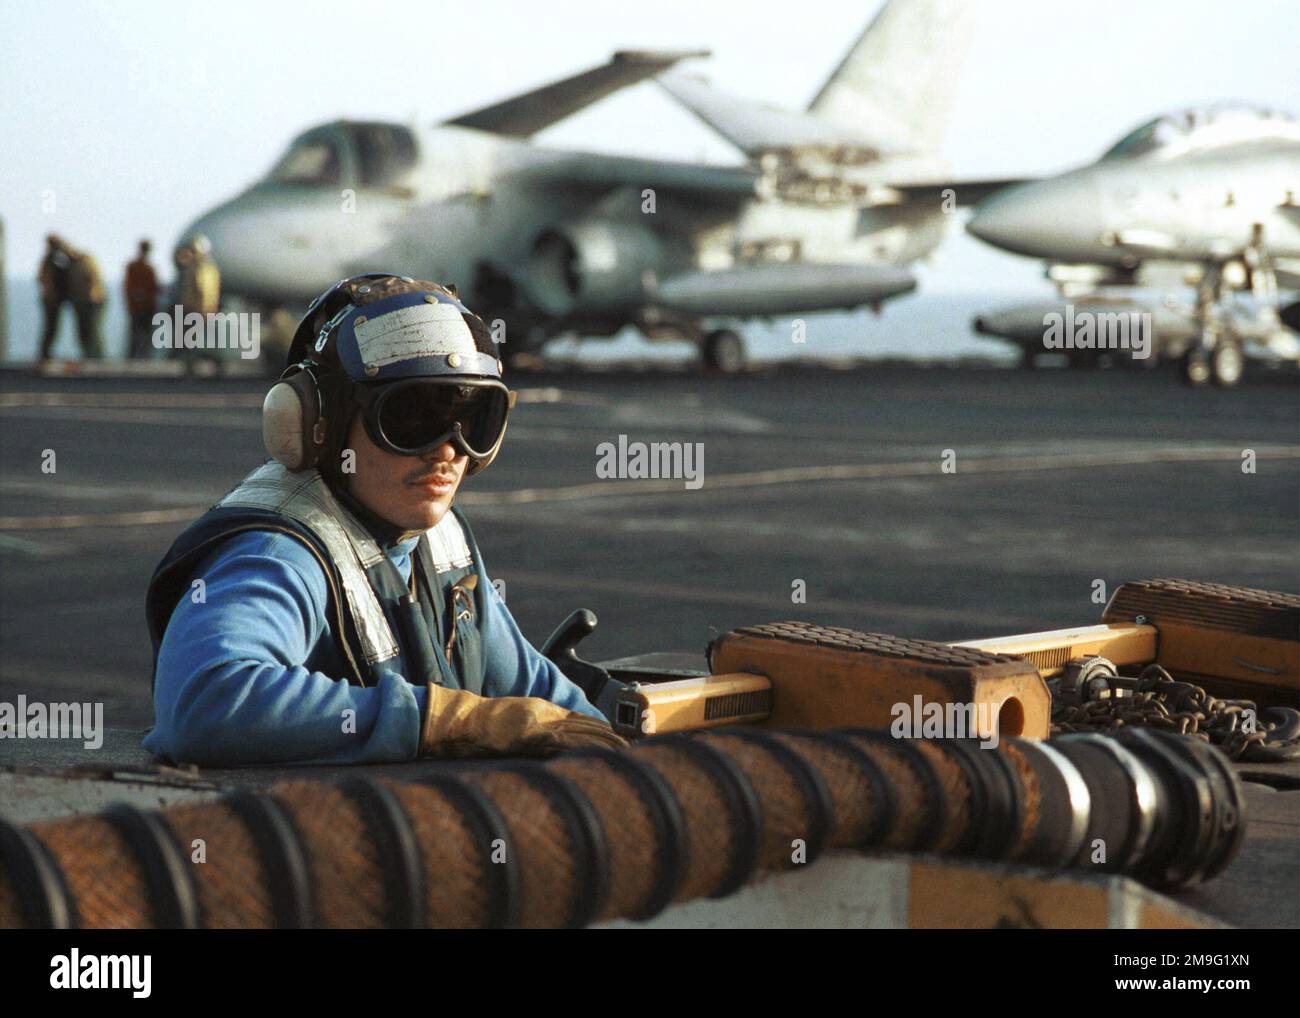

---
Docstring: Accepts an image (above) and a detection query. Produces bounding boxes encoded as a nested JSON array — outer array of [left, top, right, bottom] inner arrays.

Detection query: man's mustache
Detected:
[[406, 466, 460, 484]]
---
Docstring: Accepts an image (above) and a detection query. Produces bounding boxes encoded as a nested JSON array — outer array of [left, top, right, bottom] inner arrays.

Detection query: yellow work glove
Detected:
[[420, 681, 628, 759]]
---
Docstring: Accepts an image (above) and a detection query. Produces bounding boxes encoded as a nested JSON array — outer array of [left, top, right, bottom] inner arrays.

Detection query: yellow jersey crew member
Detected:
[[38, 234, 106, 362], [145, 273, 625, 765]]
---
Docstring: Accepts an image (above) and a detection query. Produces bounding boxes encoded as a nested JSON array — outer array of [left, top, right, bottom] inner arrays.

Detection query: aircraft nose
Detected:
[[177, 195, 302, 300], [178, 206, 238, 272], [967, 176, 1105, 262]]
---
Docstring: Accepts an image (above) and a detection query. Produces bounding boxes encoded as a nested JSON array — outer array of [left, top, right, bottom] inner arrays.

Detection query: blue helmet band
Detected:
[[333, 291, 502, 383]]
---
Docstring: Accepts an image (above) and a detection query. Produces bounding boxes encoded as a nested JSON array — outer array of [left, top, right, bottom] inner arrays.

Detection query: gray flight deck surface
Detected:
[[1, 360, 1297, 926]]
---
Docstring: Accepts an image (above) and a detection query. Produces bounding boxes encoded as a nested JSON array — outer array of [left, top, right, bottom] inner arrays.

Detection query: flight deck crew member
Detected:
[[36, 240, 109, 361], [172, 234, 221, 370], [66, 242, 107, 359], [144, 273, 624, 766], [37, 234, 73, 361], [124, 239, 160, 359]]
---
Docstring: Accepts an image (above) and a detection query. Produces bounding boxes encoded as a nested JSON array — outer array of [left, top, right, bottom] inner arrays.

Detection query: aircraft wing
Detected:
[[513, 150, 758, 204], [886, 179, 1032, 207], [444, 50, 708, 138]]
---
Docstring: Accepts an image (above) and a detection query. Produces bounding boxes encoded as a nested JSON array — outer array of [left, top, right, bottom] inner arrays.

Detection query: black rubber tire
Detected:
[[1210, 340, 1244, 387], [702, 329, 745, 373], [1180, 350, 1211, 387]]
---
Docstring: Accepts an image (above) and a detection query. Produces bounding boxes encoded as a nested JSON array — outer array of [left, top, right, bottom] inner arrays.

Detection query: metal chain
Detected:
[[1051, 664, 1300, 762]]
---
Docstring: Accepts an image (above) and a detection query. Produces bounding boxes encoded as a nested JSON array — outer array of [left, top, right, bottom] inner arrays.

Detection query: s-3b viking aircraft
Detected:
[[183, 0, 1012, 371]]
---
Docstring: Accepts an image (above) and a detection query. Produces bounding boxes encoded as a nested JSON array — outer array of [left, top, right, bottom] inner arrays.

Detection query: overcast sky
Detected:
[[2, 0, 1297, 293]]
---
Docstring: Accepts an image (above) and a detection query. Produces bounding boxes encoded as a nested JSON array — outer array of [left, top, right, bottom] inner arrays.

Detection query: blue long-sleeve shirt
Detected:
[[144, 529, 603, 767]]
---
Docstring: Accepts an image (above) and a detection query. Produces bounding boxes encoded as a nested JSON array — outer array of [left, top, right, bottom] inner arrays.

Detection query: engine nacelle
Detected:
[[525, 221, 660, 316]]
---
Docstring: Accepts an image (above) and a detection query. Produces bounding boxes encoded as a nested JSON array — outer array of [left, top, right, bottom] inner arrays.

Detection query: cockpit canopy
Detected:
[[1100, 103, 1300, 161], [268, 121, 419, 188]]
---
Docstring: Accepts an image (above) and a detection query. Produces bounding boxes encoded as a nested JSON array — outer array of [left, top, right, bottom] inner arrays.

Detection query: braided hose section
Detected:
[[0, 726, 1244, 929]]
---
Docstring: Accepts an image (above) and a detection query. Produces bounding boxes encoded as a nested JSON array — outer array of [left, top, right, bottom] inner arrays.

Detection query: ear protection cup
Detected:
[[262, 367, 327, 471], [465, 389, 517, 476]]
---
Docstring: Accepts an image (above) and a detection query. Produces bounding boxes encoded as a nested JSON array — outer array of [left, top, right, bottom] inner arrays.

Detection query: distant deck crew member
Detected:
[[40, 236, 107, 362], [67, 245, 107, 359], [145, 273, 623, 765], [37, 234, 78, 361], [172, 233, 221, 370], [124, 239, 160, 359]]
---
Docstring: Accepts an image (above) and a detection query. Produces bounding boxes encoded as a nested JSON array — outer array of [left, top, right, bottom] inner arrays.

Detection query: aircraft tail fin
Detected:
[[806, 0, 977, 156]]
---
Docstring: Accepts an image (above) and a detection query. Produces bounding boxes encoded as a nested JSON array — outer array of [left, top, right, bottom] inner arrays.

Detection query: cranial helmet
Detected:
[[262, 273, 515, 479]]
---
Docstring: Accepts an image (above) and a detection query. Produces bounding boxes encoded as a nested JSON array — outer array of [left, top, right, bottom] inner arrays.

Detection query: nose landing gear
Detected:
[[1181, 334, 1244, 388]]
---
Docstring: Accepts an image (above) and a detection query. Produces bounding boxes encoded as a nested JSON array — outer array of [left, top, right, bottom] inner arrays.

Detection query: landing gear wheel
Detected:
[[1181, 350, 1211, 387], [702, 329, 745, 373], [1210, 340, 1244, 387]]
